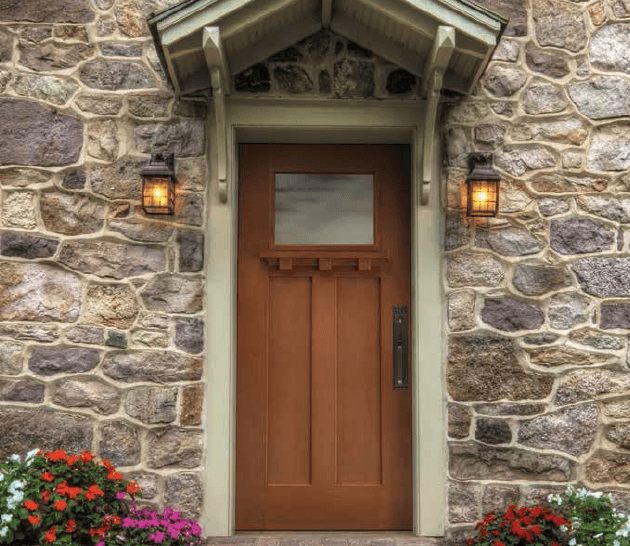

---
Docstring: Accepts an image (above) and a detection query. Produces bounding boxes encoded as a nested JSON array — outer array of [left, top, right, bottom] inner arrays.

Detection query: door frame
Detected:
[[203, 98, 445, 537]]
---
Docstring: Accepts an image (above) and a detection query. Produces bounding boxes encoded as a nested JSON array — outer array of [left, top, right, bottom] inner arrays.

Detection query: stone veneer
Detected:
[[3, 0, 630, 538]]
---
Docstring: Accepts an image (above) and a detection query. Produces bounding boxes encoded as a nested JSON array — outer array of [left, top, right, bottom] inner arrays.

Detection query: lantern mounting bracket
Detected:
[[203, 26, 231, 203], [421, 25, 455, 206]]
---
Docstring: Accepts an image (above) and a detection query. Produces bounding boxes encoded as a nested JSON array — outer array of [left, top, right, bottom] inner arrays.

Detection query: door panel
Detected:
[[236, 144, 411, 530]]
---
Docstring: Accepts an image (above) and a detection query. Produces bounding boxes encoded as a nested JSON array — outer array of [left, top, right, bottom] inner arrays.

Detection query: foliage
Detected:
[[467, 504, 571, 546], [549, 487, 630, 546], [0, 448, 140, 546], [100, 503, 203, 546]]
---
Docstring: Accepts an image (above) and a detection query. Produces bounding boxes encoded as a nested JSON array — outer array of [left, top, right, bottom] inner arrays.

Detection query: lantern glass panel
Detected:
[[467, 179, 499, 217], [143, 176, 174, 214]]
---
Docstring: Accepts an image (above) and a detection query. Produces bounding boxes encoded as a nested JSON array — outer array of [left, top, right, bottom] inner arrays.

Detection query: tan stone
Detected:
[[527, 346, 616, 368], [1, 191, 37, 229], [181, 384, 203, 426], [84, 283, 139, 328], [586, 450, 630, 484]]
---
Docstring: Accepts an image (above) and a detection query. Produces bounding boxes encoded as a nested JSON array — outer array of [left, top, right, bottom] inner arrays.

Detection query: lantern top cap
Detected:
[[141, 153, 175, 178], [467, 153, 500, 181]]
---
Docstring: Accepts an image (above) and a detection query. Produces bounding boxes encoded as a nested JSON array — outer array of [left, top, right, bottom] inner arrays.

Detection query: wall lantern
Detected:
[[466, 153, 500, 217], [141, 153, 176, 215]]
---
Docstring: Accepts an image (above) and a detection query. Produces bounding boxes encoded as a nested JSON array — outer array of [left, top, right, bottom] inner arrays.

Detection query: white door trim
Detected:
[[203, 98, 446, 537]]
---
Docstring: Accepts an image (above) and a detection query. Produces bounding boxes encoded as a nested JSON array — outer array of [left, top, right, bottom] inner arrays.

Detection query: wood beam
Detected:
[[203, 26, 231, 95], [422, 25, 455, 95], [331, 12, 424, 76], [322, 0, 332, 27]]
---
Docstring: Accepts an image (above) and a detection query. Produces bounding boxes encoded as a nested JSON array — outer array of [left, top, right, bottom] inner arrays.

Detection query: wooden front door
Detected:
[[236, 144, 412, 530]]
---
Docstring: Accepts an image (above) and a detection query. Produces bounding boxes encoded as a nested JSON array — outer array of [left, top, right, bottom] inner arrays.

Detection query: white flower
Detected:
[[0, 526, 7, 538], [8, 454, 19, 462], [8, 480, 23, 494], [0, 515, 11, 523], [0, 473, 4, 483], [26, 448, 38, 459], [560, 525, 568, 532], [569, 539, 577, 546], [614, 540, 620, 546], [594, 533, 603, 538]]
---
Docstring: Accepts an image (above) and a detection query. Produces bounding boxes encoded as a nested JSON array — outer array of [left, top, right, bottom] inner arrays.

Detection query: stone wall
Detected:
[[0, 0, 207, 519], [444, 0, 630, 541]]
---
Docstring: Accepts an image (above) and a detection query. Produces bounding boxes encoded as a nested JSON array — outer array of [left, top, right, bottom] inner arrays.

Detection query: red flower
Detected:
[[107, 470, 123, 481], [552, 542, 560, 546], [44, 526, 56, 544], [553, 516, 569, 528], [529, 507, 543, 517], [24, 500, 39, 510], [101, 459, 114, 471], [126, 481, 141, 495], [28, 516, 41, 526], [85, 484, 104, 501], [520, 516, 533, 526], [46, 449, 66, 462], [66, 519, 76, 533], [467, 538, 474, 546], [67, 487, 82, 499], [110, 515, 122, 525], [517, 507, 528, 519], [525, 531, 533, 543], [480, 528, 488, 538], [80, 451, 93, 463], [492, 530, 500, 536], [41, 490, 51, 502], [531, 525, 542, 536], [493, 541, 504, 546], [56, 480, 69, 495], [41, 471, 54, 482], [66, 455, 80, 466], [54, 500, 67, 511]]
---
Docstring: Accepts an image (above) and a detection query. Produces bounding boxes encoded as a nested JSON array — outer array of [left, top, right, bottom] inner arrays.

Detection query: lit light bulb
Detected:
[[154, 188, 162, 198], [477, 191, 487, 202]]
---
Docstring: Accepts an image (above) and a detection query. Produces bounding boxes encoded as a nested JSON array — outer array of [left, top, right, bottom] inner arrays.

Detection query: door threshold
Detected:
[[205, 532, 444, 546]]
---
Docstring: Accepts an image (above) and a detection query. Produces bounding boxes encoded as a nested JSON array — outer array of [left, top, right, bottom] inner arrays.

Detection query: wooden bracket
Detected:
[[322, 0, 332, 27], [421, 26, 455, 206], [203, 26, 231, 203]]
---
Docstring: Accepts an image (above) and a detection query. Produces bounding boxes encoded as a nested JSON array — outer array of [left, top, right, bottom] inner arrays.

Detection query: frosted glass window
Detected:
[[274, 173, 374, 245]]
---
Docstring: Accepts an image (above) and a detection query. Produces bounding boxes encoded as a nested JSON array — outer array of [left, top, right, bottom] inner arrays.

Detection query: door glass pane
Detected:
[[274, 173, 374, 245]]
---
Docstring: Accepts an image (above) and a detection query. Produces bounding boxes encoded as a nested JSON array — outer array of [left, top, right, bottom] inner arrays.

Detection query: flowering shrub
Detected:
[[467, 504, 571, 546], [549, 487, 630, 546], [0, 448, 141, 545], [100, 503, 203, 546]]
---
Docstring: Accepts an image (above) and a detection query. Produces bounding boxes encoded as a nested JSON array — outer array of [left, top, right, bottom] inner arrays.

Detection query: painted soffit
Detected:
[[148, 0, 507, 98]]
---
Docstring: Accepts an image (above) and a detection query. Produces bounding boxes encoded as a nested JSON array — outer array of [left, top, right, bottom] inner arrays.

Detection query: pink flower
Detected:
[[96, 542, 104, 546], [149, 530, 165, 543], [116, 492, 126, 500]]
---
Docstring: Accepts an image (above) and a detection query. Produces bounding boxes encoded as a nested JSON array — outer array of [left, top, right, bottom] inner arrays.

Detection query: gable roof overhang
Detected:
[[148, 0, 506, 98]]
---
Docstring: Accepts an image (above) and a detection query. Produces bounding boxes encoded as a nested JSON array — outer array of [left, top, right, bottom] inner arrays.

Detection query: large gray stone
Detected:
[[0, 167, 51, 188], [525, 45, 570, 78], [550, 218, 615, 254], [174, 317, 204, 354], [447, 334, 553, 401], [448, 403, 471, 439], [0, 324, 59, 342], [59, 239, 166, 279], [76, 94, 123, 115], [0, 378, 45, 403], [0, 262, 81, 322], [522, 84, 567, 115], [40, 190, 105, 235], [512, 261, 572, 296], [445, 213, 470, 251], [483, 65, 527, 97], [1, 232, 59, 259], [175, 157, 206, 192], [511, 118, 588, 146], [125, 386, 178, 424], [99, 420, 141, 466], [482, 485, 520, 514], [449, 442, 576, 481], [103, 351, 202, 383], [141, 275, 203, 313], [90, 158, 144, 200], [87, 119, 119, 161], [147, 427, 203, 468], [586, 451, 630, 484], [530, 173, 609, 193], [555, 369, 630, 405], [18, 41, 93, 71], [174, 193, 203, 226], [52, 378, 120, 415], [0, 28, 12, 62], [125, 471, 158, 499], [84, 283, 139, 328], [13, 73, 78, 106], [573, 257, 630, 297], [333, 59, 374, 98], [446, 251, 504, 287], [577, 194, 630, 223], [0, 341, 23, 375], [448, 481, 480, 523], [274, 66, 314, 93], [569, 328, 624, 350], [533, 0, 587, 52], [601, 303, 630, 330], [587, 123, 630, 171], [590, 24, 630, 75], [65, 325, 105, 345], [0, 0, 94, 22], [495, 146, 556, 176], [108, 218, 174, 243], [164, 473, 203, 519], [476, 226, 544, 257], [481, 297, 544, 331], [448, 290, 476, 332], [548, 292, 592, 329], [0, 408, 93, 460], [605, 423, 630, 450], [475, 403, 546, 416], [179, 231, 204, 272], [133, 119, 205, 157], [79, 59, 156, 90], [0, 98, 82, 167], [475, 418, 511, 445], [29, 346, 101, 376], [569, 77, 630, 120], [518, 404, 597, 456]]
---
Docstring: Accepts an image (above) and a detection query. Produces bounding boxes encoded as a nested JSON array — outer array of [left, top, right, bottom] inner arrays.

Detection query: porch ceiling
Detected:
[[148, 0, 506, 97]]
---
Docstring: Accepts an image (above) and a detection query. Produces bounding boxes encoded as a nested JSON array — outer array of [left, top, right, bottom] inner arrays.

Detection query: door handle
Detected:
[[393, 305, 409, 388]]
